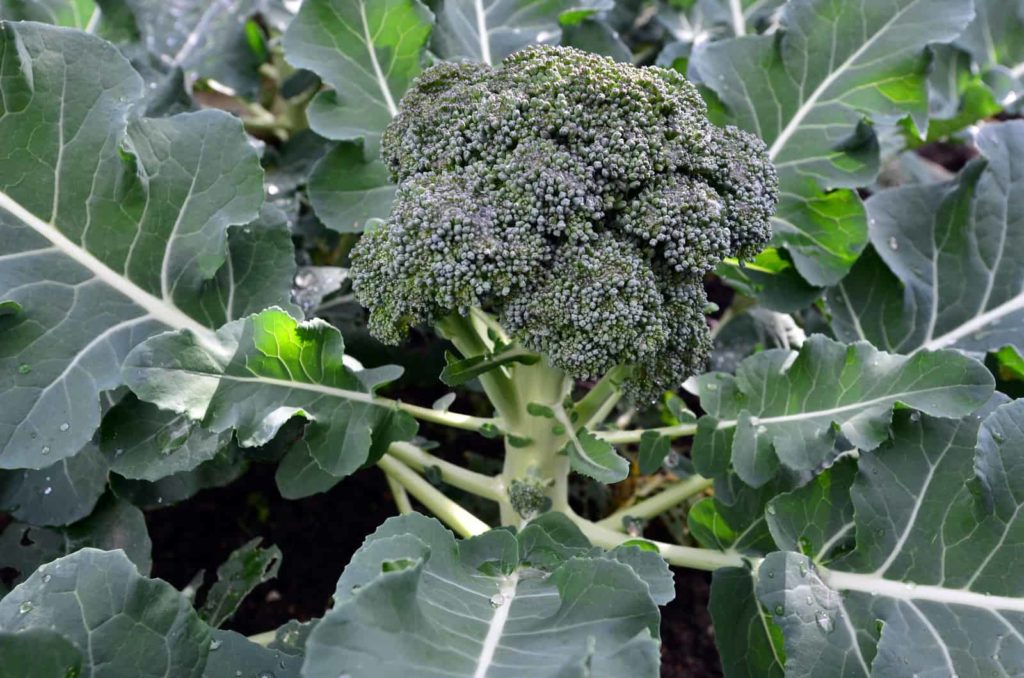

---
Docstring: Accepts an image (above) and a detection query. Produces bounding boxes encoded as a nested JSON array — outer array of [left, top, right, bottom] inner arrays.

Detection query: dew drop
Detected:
[[59, 422, 69, 432], [115, 448, 125, 457], [773, 604, 784, 616], [805, 595, 814, 606], [209, 640, 222, 651], [756, 425, 767, 435], [766, 504, 776, 515], [18, 363, 31, 374], [489, 593, 505, 608], [235, 671, 242, 677], [798, 563, 808, 578], [42, 486, 52, 496], [41, 446, 50, 455], [815, 610, 835, 634], [766, 569, 775, 579], [267, 184, 280, 196], [993, 432, 1006, 444], [258, 672, 276, 678], [888, 237, 899, 251], [18, 601, 33, 614], [42, 574, 52, 583], [706, 383, 718, 392]]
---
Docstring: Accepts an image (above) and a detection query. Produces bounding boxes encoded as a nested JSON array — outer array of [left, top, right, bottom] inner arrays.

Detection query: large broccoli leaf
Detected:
[[830, 121, 1024, 356], [0, 629, 83, 678], [282, 0, 433, 151], [691, 335, 993, 486], [429, 0, 571, 65], [691, 0, 974, 286], [955, 0, 1024, 104], [0, 0, 95, 26], [302, 512, 669, 678], [0, 549, 208, 678], [0, 23, 279, 470], [754, 399, 1024, 677], [124, 308, 417, 487], [281, 0, 433, 232]]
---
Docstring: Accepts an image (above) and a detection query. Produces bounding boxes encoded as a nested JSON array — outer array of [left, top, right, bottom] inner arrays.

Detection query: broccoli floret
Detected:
[[351, 45, 777, 399]]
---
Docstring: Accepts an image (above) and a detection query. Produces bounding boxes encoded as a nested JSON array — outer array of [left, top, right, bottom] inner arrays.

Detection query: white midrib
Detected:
[[715, 385, 966, 430], [473, 572, 520, 678], [0, 190, 220, 350], [728, 0, 746, 36], [474, 0, 492, 65], [171, 0, 236, 66], [766, 3, 913, 161], [822, 568, 1024, 612], [921, 289, 1024, 351], [359, 1, 399, 117]]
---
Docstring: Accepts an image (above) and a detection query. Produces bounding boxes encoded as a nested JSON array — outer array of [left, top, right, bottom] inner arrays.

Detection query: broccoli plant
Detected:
[[3, 1, 1024, 677]]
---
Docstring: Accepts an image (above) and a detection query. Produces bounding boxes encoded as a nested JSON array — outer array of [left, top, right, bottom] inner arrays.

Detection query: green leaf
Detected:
[[429, 0, 570, 65], [561, 18, 630, 61], [302, 512, 663, 677], [203, 629, 302, 678], [0, 629, 83, 678], [691, 0, 974, 285], [0, 443, 107, 526], [766, 456, 857, 563], [637, 431, 671, 475], [439, 344, 540, 387], [563, 427, 630, 483], [756, 398, 1024, 677], [955, 0, 1024, 101], [307, 142, 396, 233], [0, 0, 94, 27], [282, 0, 434, 150], [715, 249, 822, 313], [689, 472, 791, 555], [829, 122, 1024, 355], [101, 397, 228, 481], [111, 445, 248, 508], [200, 538, 282, 628], [709, 568, 785, 678], [691, 334, 994, 486], [0, 549, 207, 678], [0, 496, 153, 592], [124, 308, 417, 483], [0, 23, 276, 471], [97, 0, 265, 97]]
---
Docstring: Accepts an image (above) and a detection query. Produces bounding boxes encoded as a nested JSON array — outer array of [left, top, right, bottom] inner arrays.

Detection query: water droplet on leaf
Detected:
[[815, 610, 835, 633], [41, 446, 50, 455], [209, 640, 222, 651], [888, 237, 899, 251], [59, 422, 69, 432], [18, 363, 31, 374], [18, 601, 33, 614], [489, 593, 505, 608], [773, 604, 784, 616], [42, 574, 52, 583]]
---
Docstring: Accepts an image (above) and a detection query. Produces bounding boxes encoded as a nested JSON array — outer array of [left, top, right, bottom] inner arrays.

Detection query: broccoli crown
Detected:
[[351, 45, 777, 399]]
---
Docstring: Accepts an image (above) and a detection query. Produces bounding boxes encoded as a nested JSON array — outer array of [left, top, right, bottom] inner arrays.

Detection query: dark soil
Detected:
[[145, 462, 724, 677]]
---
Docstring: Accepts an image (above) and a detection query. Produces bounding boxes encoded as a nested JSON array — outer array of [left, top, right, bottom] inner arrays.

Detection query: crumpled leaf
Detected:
[[691, 334, 993, 486], [691, 0, 974, 286], [302, 512, 666, 678], [200, 538, 282, 628]]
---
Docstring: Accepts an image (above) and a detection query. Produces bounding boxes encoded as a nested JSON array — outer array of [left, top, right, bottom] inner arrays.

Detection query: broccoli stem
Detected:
[[498, 358, 573, 525], [386, 441, 503, 501], [595, 474, 714, 530], [573, 364, 631, 428], [435, 313, 521, 424], [595, 422, 700, 444], [377, 455, 490, 537]]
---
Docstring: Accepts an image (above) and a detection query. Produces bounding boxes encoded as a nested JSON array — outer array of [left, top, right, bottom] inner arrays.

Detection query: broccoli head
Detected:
[[351, 45, 777, 399]]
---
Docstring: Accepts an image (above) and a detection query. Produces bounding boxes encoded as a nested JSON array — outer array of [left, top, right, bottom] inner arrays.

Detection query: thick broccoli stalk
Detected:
[[351, 46, 777, 399]]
